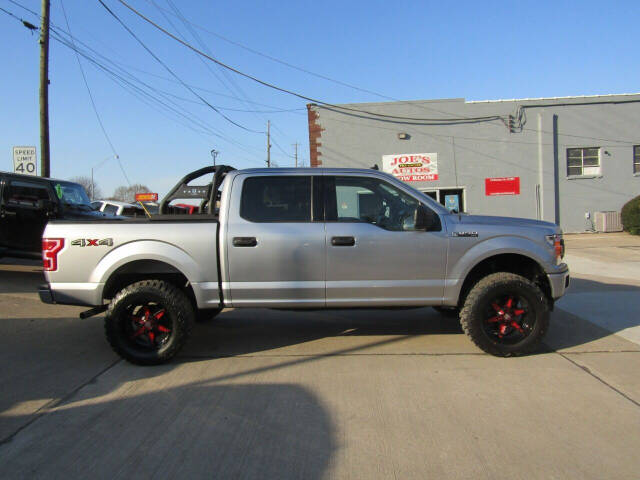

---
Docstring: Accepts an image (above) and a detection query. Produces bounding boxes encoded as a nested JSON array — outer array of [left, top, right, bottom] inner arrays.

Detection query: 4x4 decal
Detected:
[[71, 238, 114, 247]]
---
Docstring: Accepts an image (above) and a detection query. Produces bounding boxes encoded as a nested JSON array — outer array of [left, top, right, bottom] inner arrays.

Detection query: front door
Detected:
[[325, 175, 448, 307], [225, 174, 325, 308]]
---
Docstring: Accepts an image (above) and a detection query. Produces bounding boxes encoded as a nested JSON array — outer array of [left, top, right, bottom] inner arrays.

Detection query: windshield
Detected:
[[55, 183, 91, 207]]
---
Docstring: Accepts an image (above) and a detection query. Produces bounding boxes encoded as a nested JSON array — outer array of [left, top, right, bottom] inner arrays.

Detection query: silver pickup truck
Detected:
[[39, 165, 569, 364]]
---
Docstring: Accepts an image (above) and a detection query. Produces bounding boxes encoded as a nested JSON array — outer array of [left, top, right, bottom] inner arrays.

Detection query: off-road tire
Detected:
[[459, 272, 549, 357], [432, 306, 460, 318], [105, 279, 194, 365], [196, 308, 222, 323]]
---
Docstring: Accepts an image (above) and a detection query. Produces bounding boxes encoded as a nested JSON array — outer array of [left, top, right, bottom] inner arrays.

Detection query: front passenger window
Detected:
[[329, 177, 422, 231]]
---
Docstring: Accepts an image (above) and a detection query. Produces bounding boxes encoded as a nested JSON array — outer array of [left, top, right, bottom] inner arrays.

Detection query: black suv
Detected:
[[0, 171, 106, 259]]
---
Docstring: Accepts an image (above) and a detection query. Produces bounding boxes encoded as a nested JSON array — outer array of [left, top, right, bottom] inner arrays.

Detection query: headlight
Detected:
[[545, 233, 565, 264]]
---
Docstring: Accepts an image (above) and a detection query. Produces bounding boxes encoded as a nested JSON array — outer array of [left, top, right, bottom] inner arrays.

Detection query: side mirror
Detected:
[[414, 205, 439, 231]]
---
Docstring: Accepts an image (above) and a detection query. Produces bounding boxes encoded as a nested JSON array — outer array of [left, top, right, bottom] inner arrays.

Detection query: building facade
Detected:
[[307, 93, 640, 232]]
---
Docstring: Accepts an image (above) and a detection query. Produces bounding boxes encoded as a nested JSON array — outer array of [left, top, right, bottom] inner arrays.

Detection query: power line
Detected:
[[97, 0, 263, 133], [1, 5, 270, 167], [60, 0, 119, 158], [111, 0, 505, 124]]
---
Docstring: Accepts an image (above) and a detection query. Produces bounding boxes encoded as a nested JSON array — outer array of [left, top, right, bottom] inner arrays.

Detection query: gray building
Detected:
[[307, 93, 640, 232]]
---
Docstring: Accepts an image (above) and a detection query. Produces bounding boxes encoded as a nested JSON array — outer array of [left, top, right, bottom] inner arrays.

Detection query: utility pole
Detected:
[[292, 142, 298, 167], [266, 120, 271, 168], [39, 0, 51, 178]]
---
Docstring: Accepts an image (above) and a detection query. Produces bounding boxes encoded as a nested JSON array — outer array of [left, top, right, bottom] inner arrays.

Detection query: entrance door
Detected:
[[439, 188, 465, 213], [225, 174, 326, 307], [324, 175, 448, 307]]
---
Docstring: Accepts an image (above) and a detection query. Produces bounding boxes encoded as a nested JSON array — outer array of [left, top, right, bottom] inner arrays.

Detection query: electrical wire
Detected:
[[97, 0, 264, 134], [60, 0, 119, 159], [111, 0, 506, 124]]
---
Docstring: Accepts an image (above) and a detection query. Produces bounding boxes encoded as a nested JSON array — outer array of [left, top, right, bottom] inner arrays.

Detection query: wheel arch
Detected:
[[456, 253, 552, 309], [102, 259, 197, 308]]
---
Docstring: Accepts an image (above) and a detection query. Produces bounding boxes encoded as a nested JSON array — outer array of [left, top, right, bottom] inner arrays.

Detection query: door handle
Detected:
[[331, 236, 355, 246], [233, 236, 257, 247]]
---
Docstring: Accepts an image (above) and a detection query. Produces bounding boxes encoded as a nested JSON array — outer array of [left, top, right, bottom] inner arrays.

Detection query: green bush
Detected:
[[621, 195, 640, 235]]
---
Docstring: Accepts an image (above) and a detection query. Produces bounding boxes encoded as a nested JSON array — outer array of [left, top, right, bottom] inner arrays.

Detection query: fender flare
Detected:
[[90, 240, 201, 286]]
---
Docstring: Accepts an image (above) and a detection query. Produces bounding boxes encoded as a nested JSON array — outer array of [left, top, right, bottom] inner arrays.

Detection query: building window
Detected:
[[634, 146, 640, 174], [567, 147, 601, 177]]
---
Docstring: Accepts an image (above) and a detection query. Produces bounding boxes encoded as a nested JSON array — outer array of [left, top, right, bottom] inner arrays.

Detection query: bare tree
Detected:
[[112, 184, 151, 203], [70, 176, 102, 200]]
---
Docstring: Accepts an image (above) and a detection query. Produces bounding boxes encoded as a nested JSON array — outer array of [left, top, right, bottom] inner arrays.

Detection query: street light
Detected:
[[91, 154, 118, 201], [210, 149, 219, 166]]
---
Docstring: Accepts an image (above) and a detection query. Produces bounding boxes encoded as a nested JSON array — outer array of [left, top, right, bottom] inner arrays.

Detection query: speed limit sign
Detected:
[[13, 146, 37, 176]]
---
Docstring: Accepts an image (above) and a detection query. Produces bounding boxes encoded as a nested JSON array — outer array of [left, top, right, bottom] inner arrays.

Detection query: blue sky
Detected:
[[1, 0, 639, 197]]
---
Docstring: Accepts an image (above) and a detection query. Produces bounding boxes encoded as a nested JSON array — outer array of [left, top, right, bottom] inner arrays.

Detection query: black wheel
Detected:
[[432, 306, 460, 318], [104, 279, 194, 365], [459, 272, 549, 357], [196, 308, 222, 323]]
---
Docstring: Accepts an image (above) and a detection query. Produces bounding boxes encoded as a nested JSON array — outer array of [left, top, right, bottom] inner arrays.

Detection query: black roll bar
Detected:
[[159, 165, 236, 215]]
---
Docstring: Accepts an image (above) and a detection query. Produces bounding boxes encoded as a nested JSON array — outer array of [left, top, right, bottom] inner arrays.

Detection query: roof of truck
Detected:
[[0, 170, 81, 185]]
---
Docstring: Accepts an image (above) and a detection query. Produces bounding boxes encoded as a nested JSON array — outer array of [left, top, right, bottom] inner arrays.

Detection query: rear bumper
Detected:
[[547, 269, 570, 299], [38, 284, 55, 304], [38, 282, 102, 307]]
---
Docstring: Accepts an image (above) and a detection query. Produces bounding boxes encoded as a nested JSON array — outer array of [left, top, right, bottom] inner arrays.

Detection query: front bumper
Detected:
[[547, 268, 570, 299]]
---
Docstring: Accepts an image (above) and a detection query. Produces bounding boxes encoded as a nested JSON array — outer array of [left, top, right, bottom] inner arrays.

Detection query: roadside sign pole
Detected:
[[39, 0, 51, 178]]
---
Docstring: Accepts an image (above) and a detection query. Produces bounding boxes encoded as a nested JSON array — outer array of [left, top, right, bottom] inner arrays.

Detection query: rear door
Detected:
[[1, 178, 54, 253], [225, 173, 325, 307], [324, 175, 448, 307]]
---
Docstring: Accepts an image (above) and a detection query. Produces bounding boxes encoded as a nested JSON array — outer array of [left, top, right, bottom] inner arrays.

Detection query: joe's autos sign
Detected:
[[381, 153, 438, 182]]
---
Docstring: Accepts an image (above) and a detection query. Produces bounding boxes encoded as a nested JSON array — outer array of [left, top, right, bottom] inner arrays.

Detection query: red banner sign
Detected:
[[135, 192, 158, 202], [485, 177, 520, 196]]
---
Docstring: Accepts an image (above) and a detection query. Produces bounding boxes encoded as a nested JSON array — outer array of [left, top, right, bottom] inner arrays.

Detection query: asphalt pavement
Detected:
[[0, 233, 638, 479]]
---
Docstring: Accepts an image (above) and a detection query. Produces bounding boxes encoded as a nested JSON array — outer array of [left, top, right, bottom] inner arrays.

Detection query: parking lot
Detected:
[[0, 233, 638, 479]]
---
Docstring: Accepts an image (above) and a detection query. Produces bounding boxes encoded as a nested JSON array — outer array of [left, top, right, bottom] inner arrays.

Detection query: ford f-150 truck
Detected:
[[39, 165, 569, 364]]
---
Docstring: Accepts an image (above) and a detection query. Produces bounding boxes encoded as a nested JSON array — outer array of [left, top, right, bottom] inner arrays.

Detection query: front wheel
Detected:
[[104, 280, 194, 365], [459, 272, 549, 357]]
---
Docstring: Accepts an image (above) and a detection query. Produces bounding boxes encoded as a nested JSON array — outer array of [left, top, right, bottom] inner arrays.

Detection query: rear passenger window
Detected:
[[240, 176, 311, 222], [4, 181, 51, 207]]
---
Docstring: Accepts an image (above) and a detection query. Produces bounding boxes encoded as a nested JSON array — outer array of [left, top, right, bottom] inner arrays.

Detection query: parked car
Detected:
[[39, 165, 569, 364], [0, 171, 106, 259], [91, 200, 146, 217]]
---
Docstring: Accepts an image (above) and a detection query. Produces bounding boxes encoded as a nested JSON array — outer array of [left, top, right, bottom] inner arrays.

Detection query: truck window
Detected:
[[326, 176, 421, 231], [240, 176, 311, 222], [4, 181, 51, 208], [103, 204, 118, 215]]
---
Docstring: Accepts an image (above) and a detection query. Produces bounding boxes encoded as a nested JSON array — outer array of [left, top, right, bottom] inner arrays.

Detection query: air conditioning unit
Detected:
[[594, 211, 623, 232]]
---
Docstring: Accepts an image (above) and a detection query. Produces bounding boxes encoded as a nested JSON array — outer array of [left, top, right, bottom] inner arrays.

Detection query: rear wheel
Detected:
[[104, 280, 194, 365], [459, 272, 549, 356]]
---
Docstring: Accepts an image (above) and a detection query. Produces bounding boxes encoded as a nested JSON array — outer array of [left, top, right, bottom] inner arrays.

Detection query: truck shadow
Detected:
[[0, 381, 335, 480], [0, 263, 45, 295]]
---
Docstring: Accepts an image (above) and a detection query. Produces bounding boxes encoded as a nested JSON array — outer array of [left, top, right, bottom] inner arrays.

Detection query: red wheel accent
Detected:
[[483, 294, 531, 344], [154, 310, 166, 320], [157, 325, 170, 333], [132, 326, 145, 338]]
